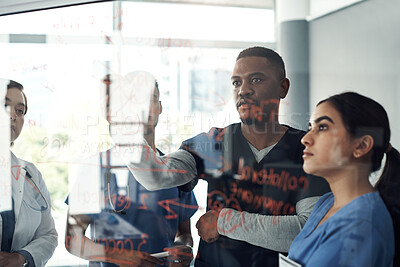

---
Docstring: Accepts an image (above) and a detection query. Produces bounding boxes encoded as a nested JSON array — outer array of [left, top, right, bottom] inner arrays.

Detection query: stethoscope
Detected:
[[103, 149, 162, 215], [105, 167, 130, 215], [22, 167, 49, 212]]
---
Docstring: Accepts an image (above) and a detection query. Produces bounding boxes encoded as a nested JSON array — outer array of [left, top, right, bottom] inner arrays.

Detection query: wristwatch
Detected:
[[22, 259, 28, 267]]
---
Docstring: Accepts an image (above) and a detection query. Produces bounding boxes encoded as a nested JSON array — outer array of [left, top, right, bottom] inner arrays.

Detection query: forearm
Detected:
[[68, 235, 149, 266], [175, 220, 193, 247], [170, 220, 194, 265], [217, 196, 320, 252], [66, 220, 130, 264], [66, 216, 105, 262], [125, 143, 197, 190], [66, 234, 106, 261]]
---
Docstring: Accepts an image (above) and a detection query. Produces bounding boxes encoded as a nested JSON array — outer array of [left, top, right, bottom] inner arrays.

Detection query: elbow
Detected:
[[52, 233, 59, 251], [141, 182, 162, 191], [139, 177, 189, 191], [134, 175, 166, 191]]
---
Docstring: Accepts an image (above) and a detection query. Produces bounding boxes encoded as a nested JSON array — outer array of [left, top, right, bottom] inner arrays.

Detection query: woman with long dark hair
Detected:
[[286, 92, 399, 266]]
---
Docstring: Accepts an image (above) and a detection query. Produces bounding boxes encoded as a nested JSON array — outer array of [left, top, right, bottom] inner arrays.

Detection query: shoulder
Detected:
[[353, 192, 394, 233], [326, 193, 394, 239], [343, 192, 391, 221]]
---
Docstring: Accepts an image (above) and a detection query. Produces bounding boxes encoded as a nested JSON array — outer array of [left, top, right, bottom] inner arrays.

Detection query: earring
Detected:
[[355, 152, 360, 158]]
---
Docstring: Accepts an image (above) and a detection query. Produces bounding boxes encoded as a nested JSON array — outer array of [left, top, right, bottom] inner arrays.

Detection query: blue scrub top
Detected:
[[66, 151, 198, 267], [87, 170, 198, 267], [288, 192, 394, 267]]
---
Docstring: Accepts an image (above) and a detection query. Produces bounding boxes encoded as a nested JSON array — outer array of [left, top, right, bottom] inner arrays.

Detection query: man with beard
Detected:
[[127, 47, 330, 267]]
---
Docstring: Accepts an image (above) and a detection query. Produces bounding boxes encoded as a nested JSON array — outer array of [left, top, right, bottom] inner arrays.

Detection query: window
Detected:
[[0, 2, 274, 265]]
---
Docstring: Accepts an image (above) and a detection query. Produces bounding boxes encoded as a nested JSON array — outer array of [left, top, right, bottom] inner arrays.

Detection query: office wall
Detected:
[[309, 0, 400, 147]]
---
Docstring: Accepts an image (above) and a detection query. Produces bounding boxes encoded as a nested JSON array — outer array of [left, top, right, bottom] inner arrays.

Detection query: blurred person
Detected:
[[286, 92, 398, 266], [126, 47, 330, 266], [0, 80, 58, 267], [65, 72, 198, 267]]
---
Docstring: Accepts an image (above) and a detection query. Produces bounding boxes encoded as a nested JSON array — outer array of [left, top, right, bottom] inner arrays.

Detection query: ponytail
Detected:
[[375, 145, 400, 266], [375, 145, 400, 206]]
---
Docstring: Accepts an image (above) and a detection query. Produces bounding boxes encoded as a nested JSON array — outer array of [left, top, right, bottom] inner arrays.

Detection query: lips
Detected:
[[302, 150, 314, 158], [239, 104, 251, 110], [10, 125, 15, 132], [237, 98, 255, 109]]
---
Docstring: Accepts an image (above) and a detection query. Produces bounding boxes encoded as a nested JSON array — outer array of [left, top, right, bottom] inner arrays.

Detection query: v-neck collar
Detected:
[[236, 124, 301, 166]]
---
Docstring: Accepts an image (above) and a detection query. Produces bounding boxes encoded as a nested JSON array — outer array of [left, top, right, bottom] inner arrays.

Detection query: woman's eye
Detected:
[[318, 124, 328, 131], [17, 109, 24, 115]]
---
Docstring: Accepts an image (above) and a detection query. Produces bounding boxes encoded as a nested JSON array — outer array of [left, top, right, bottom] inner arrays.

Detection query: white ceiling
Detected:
[[0, 0, 274, 16], [140, 0, 274, 9]]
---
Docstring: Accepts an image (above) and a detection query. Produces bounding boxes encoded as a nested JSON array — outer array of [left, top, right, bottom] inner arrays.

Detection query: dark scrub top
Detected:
[[180, 123, 330, 267]]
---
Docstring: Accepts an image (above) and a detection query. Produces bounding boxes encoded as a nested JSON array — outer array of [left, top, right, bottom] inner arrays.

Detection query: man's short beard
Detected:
[[240, 116, 274, 134], [239, 104, 277, 126], [240, 116, 267, 126], [241, 117, 256, 125]]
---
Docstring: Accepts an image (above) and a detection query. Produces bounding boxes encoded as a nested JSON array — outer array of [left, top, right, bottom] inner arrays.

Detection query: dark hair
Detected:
[[318, 92, 393, 172], [319, 92, 400, 265], [154, 80, 159, 97], [7, 80, 28, 115], [237, 46, 286, 79]]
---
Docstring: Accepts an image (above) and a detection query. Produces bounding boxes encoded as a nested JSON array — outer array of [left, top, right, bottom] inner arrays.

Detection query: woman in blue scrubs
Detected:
[[287, 92, 398, 266]]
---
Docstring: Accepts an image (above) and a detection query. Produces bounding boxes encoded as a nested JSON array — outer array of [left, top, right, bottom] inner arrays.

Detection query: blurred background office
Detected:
[[0, 0, 398, 265]]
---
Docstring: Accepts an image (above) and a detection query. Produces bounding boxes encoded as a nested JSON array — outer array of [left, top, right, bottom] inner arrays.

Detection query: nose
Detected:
[[238, 81, 253, 98], [301, 131, 313, 147], [9, 109, 17, 121]]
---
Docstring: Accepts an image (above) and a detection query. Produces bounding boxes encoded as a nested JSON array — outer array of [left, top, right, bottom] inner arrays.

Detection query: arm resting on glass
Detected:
[[217, 196, 320, 252], [65, 211, 163, 267]]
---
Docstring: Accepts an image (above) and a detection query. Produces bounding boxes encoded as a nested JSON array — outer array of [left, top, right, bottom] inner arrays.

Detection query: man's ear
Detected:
[[159, 101, 163, 115], [353, 135, 374, 158], [279, 78, 290, 99]]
